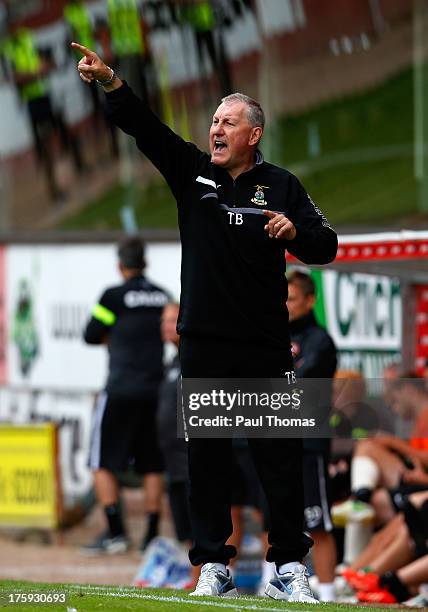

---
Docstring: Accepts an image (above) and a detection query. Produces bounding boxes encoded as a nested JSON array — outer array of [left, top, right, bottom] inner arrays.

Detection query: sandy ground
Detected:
[[0, 489, 174, 586]]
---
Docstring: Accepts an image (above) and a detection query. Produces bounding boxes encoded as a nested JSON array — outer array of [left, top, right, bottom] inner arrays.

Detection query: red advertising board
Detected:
[[0, 246, 6, 384], [415, 285, 428, 375]]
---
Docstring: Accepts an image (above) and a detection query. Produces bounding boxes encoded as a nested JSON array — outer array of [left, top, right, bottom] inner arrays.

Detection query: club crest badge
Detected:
[[251, 185, 269, 206]]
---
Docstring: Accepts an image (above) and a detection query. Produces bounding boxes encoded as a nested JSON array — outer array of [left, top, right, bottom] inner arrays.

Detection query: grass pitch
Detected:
[[0, 581, 399, 612]]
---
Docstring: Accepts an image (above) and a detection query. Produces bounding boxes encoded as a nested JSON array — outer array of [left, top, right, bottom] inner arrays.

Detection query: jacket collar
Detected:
[[210, 149, 265, 177], [289, 310, 318, 334]]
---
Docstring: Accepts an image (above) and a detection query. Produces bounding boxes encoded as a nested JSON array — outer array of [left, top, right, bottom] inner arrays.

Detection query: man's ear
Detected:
[[249, 126, 263, 146], [308, 294, 316, 310]]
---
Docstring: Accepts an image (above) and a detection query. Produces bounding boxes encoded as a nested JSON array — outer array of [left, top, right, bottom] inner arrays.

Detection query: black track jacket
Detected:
[[106, 84, 338, 349], [290, 311, 337, 452], [84, 275, 169, 396], [290, 311, 337, 380]]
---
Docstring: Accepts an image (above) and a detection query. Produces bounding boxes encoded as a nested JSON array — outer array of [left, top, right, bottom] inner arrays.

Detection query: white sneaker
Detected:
[[189, 563, 238, 597], [265, 563, 319, 603], [403, 585, 428, 608]]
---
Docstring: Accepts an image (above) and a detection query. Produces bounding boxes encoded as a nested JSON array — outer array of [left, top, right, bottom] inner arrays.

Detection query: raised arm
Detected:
[[71, 42, 204, 198]]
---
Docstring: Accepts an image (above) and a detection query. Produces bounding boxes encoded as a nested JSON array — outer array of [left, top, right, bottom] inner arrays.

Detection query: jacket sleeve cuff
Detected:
[[105, 81, 130, 100], [287, 223, 305, 246]]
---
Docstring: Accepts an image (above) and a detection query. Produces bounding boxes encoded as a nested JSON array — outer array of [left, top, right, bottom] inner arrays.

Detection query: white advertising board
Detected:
[[5, 242, 181, 391], [321, 270, 402, 378]]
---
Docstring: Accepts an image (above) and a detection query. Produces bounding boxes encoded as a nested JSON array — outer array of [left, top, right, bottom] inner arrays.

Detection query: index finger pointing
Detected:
[[263, 209, 276, 219], [71, 42, 95, 57]]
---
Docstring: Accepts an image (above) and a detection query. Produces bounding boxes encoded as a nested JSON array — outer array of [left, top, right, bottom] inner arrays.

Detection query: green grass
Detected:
[[275, 70, 414, 165], [0, 580, 398, 611], [298, 156, 417, 224], [58, 68, 422, 230]]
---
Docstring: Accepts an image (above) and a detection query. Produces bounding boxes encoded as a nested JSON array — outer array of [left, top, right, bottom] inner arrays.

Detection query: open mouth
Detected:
[[214, 140, 227, 152]]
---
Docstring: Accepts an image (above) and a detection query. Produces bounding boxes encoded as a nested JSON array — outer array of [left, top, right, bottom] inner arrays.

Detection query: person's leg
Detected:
[[188, 437, 236, 566], [248, 435, 318, 603], [228, 506, 244, 568], [143, 472, 163, 514], [397, 554, 428, 589], [311, 530, 337, 600], [232, 347, 317, 602], [28, 98, 63, 201], [370, 488, 396, 524], [365, 558, 425, 603], [93, 468, 126, 538], [351, 440, 405, 498], [84, 392, 138, 551], [362, 502, 428, 603], [179, 338, 237, 568], [167, 480, 200, 589], [141, 472, 164, 549], [248, 437, 312, 565], [168, 480, 193, 542], [227, 443, 254, 567], [333, 440, 405, 537], [182, 339, 311, 597], [94, 468, 119, 505], [350, 513, 403, 570], [303, 452, 336, 601], [54, 108, 85, 174], [187, 436, 238, 598], [370, 519, 415, 575], [134, 393, 165, 550]]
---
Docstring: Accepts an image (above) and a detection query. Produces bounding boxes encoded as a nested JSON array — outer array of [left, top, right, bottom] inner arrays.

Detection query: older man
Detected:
[[72, 41, 337, 602]]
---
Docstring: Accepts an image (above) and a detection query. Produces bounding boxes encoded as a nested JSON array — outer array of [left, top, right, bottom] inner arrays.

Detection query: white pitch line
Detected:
[[65, 584, 316, 612], [1, 565, 136, 576]]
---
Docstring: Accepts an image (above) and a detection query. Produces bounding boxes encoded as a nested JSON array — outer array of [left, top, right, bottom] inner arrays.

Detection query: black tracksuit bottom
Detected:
[[180, 336, 313, 567]]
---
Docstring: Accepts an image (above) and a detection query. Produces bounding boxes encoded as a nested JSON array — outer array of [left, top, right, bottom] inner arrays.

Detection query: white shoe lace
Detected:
[[194, 566, 224, 593], [288, 568, 314, 598]]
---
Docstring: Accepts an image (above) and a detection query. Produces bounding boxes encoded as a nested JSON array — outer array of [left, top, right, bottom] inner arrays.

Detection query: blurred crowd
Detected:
[[328, 367, 428, 606], [0, 0, 253, 204], [232, 360, 428, 605]]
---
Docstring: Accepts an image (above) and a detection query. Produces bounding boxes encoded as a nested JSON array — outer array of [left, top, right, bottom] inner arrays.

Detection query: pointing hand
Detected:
[[263, 210, 297, 240], [71, 42, 114, 84]]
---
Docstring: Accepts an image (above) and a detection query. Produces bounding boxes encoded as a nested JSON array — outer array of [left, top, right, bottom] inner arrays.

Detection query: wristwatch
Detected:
[[97, 67, 115, 86]]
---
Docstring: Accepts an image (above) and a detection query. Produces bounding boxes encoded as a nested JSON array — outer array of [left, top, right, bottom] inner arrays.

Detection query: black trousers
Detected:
[[168, 480, 193, 542], [180, 336, 313, 567]]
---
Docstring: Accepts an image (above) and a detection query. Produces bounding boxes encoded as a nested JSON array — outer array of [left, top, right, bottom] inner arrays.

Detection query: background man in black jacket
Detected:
[[288, 270, 338, 601], [83, 235, 169, 555], [73, 41, 338, 602]]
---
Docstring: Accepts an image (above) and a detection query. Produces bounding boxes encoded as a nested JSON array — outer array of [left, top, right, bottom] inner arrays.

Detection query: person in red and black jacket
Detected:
[[288, 270, 337, 601]]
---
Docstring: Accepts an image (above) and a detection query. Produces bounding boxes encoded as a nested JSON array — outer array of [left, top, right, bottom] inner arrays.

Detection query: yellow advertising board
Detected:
[[0, 424, 60, 528]]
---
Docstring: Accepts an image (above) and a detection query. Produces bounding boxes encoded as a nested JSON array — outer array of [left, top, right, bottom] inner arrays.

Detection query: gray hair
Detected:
[[221, 92, 265, 129]]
